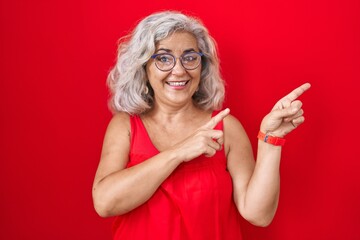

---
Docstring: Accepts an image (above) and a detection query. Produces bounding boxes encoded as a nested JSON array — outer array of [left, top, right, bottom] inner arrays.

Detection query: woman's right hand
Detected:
[[171, 108, 230, 162]]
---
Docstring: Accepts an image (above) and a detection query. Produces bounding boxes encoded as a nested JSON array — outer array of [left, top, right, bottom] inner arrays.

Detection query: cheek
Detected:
[[146, 67, 169, 85], [146, 64, 159, 79], [192, 69, 202, 82]]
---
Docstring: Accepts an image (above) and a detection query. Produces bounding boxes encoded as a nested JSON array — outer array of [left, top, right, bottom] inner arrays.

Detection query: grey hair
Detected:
[[107, 11, 225, 114]]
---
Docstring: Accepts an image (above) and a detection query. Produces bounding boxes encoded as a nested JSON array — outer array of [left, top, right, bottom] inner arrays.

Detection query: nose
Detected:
[[171, 58, 187, 75]]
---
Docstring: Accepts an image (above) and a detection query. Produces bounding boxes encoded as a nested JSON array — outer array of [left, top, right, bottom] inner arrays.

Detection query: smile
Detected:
[[166, 81, 189, 86]]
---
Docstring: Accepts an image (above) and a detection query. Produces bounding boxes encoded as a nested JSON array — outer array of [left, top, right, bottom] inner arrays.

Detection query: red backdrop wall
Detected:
[[1, 0, 359, 239]]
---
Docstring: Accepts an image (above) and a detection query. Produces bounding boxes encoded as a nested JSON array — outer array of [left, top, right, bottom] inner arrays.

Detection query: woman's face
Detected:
[[146, 31, 202, 108]]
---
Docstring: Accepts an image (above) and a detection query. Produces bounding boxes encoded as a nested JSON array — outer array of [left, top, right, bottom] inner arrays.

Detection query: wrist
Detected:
[[257, 131, 286, 146]]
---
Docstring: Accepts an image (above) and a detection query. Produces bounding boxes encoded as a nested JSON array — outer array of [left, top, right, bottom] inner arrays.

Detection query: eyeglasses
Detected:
[[150, 51, 204, 72]]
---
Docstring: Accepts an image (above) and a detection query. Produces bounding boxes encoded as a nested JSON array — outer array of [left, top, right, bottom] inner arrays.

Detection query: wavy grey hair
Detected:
[[107, 11, 225, 114]]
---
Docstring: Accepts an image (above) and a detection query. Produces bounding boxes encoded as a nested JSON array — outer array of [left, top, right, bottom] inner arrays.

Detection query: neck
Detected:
[[144, 101, 202, 124]]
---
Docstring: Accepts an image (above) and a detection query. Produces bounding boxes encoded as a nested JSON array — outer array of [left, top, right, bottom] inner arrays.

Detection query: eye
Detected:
[[155, 54, 173, 64], [182, 54, 198, 62]]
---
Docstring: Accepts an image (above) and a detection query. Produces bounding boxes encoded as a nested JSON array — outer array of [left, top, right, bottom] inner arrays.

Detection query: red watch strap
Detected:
[[257, 131, 286, 146]]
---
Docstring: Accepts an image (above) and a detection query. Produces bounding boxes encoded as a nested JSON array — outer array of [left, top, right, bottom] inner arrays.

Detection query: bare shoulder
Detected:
[[223, 114, 252, 157], [100, 112, 131, 169], [223, 114, 255, 183], [223, 114, 247, 136], [106, 111, 131, 135], [93, 112, 132, 184], [102, 111, 131, 158]]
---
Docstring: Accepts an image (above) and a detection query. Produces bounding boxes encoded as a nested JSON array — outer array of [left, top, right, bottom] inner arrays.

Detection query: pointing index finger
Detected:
[[204, 108, 230, 129], [283, 83, 311, 102]]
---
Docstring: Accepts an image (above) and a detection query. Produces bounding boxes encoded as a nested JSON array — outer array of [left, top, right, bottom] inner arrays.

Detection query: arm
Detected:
[[92, 112, 182, 217], [92, 110, 230, 217], [226, 83, 311, 227]]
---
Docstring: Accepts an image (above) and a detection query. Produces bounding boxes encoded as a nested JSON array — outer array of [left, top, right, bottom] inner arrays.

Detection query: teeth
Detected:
[[168, 81, 186, 86]]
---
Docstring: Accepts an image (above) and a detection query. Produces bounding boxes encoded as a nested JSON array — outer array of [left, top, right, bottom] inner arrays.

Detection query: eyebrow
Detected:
[[155, 48, 197, 53]]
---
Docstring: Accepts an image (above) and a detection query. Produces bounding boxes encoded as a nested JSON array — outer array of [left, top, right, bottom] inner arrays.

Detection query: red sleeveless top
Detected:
[[112, 112, 243, 240]]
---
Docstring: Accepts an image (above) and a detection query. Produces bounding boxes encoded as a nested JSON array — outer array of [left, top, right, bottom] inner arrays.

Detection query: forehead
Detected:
[[156, 31, 199, 52]]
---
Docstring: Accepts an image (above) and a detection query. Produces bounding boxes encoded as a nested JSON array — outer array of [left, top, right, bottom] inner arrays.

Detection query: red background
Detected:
[[1, 0, 359, 239]]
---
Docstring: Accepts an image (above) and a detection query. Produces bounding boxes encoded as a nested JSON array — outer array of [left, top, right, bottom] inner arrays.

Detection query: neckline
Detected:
[[136, 110, 220, 154]]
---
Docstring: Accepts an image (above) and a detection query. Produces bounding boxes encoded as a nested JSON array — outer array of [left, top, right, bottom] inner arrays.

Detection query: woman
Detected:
[[92, 11, 310, 240]]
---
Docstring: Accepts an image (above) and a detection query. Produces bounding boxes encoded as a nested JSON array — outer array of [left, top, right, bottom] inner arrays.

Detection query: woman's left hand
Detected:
[[260, 83, 311, 138]]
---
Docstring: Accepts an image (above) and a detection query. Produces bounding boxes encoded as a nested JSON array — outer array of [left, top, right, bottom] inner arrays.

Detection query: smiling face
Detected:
[[146, 31, 202, 109]]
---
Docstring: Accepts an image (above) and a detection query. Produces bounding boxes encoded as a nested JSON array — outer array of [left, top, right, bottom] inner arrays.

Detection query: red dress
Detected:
[[112, 113, 243, 240]]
